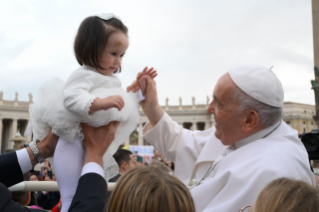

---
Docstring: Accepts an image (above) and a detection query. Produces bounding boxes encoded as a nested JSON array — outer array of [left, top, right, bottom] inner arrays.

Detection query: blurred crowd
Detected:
[[6, 127, 319, 212], [3, 133, 319, 212], [10, 145, 177, 212]]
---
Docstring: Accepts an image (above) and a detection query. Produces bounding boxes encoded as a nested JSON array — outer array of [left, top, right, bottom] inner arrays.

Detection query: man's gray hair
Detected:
[[232, 87, 283, 127]]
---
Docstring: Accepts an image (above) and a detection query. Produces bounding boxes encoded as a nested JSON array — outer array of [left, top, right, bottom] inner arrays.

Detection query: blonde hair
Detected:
[[149, 160, 172, 173], [107, 166, 195, 212], [254, 178, 319, 212]]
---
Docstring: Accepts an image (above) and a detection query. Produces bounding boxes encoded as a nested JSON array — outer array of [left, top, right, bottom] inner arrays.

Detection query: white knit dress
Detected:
[[25, 65, 140, 180]]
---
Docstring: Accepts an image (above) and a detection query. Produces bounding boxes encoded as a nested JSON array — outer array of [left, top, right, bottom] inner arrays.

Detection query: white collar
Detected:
[[233, 121, 282, 149]]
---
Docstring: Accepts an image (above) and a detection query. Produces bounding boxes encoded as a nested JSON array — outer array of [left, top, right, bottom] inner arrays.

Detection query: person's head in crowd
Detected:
[[113, 149, 135, 174], [132, 153, 145, 167], [153, 149, 174, 171], [11, 191, 30, 206], [150, 160, 171, 173], [44, 175, 52, 181], [207, 65, 283, 146], [132, 155, 137, 163], [12, 173, 31, 206], [135, 161, 145, 167], [241, 178, 319, 212], [166, 161, 175, 171], [41, 169, 47, 180], [131, 153, 137, 165], [107, 166, 195, 212], [29, 173, 41, 181]]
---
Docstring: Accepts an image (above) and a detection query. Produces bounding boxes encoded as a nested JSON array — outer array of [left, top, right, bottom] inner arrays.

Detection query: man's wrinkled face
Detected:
[[207, 73, 245, 145]]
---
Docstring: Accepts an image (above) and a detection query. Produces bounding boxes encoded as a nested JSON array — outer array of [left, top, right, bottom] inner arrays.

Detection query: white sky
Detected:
[[0, 0, 316, 106]]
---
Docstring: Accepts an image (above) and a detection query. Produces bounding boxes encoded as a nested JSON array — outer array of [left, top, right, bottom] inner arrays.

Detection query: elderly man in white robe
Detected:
[[132, 65, 315, 212]]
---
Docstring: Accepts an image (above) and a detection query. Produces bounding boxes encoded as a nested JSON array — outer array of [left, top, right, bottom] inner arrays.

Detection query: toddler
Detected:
[[25, 13, 157, 212]]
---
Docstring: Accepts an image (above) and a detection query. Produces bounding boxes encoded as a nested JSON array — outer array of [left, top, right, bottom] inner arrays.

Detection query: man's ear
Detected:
[[121, 162, 128, 171], [242, 110, 260, 133]]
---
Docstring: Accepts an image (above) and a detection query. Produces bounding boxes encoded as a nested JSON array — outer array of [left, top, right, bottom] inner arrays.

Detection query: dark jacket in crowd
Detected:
[[28, 191, 38, 206], [106, 173, 122, 205], [108, 173, 121, 183], [37, 191, 60, 210], [0, 151, 108, 212]]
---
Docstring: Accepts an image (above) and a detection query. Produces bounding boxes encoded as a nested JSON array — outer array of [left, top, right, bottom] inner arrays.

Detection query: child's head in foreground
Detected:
[[107, 166, 195, 212], [74, 14, 128, 76], [248, 177, 319, 212]]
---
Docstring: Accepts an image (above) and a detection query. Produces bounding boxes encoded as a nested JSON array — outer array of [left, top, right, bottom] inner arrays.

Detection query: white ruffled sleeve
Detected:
[[136, 89, 145, 102], [63, 68, 101, 120]]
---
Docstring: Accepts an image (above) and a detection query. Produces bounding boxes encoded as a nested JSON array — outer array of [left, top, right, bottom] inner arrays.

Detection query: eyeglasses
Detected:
[[238, 205, 251, 212]]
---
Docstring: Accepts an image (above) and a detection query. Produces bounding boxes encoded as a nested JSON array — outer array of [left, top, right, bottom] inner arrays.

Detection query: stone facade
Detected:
[[0, 93, 317, 153], [283, 102, 318, 133], [0, 92, 32, 153]]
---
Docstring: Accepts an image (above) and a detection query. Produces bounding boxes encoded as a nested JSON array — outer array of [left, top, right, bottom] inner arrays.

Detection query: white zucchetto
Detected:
[[228, 65, 284, 108]]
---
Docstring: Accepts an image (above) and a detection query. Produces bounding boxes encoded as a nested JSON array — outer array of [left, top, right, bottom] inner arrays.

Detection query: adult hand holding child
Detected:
[[82, 121, 120, 168], [68, 121, 120, 212]]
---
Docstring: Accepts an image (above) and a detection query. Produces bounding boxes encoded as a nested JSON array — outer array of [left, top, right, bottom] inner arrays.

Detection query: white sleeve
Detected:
[[63, 69, 99, 120], [81, 162, 104, 178], [143, 112, 213, 184], [136, 89, 145, 102], [143, 112, 184, 162], [143, 112, 211, 160], [16, 148, 33, 174]]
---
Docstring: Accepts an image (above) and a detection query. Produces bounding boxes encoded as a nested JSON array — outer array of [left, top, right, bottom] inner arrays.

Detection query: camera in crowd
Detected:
[[301, 129, 319, 160]]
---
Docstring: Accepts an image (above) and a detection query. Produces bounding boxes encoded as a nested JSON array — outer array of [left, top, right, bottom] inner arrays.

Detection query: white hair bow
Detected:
[[96, 13, 121, 21]]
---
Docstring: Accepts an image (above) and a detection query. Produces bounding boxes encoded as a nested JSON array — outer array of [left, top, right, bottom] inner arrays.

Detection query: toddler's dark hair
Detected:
[[74, 16, 128, 73]]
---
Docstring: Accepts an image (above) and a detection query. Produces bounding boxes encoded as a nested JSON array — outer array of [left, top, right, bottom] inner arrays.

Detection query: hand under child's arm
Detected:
[[89, 95, 124, 114], [127, 67, 157, 94]]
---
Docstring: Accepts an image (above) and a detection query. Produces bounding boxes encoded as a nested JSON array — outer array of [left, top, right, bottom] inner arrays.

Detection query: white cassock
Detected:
[[143, 112, 315, 212]]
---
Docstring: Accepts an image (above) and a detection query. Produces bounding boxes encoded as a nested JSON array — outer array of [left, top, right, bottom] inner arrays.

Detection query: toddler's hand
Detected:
[[126, 80, 139, 93], [127, 67, 157, 93], [103, 95, 125, 111]]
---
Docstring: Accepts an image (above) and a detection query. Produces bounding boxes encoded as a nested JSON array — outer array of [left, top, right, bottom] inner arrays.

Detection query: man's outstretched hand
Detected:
[[138, 75, 164, 127]]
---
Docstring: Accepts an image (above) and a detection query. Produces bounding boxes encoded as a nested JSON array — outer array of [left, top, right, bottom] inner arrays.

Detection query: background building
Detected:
[[283, 102, 317, 133], [0, 92, 31, 154]]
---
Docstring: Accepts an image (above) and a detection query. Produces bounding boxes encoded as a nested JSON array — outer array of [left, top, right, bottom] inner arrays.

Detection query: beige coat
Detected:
[[143, 112, 315, 212]]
